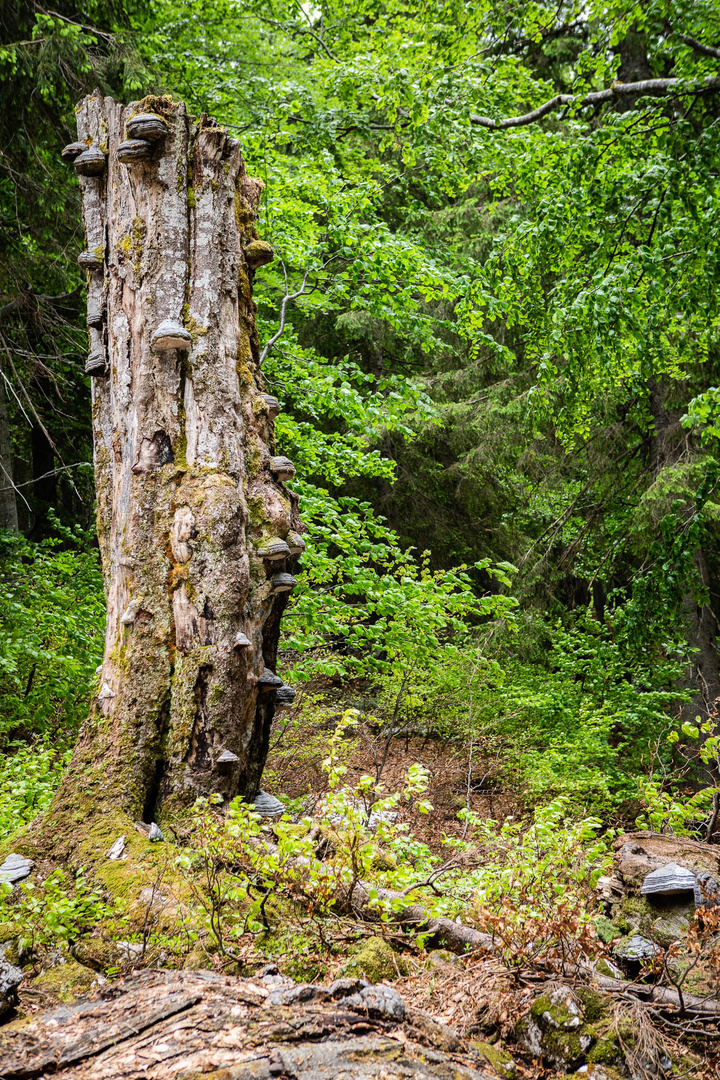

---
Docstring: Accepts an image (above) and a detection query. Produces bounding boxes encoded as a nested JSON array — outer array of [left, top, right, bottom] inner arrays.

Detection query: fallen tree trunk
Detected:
[[0, 968, 491, 1080]]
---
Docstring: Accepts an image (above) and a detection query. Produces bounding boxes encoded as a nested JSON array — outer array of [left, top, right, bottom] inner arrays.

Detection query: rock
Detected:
[[340, 936, 407, 983], [515, 987, 594, 1071], [0, 948, 22, 1016], [694, 870, 720, 908], [640, 862, 696, 897], [426, 948, 460, 969], [612, 934, 658, 961], [106, 835, 126, 860], [148, 823, 163, 841], [0, 969, 492, 1079], [469, 1040, 516, 1078], [0, 854, 33, 885], [368, 808, 398, 829], [343, 983, 406, 1021], [651, 910, 691, 948], [251, 791, 285, 817]]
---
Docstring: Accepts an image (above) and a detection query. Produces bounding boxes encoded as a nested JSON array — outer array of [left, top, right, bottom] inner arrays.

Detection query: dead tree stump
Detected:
[[50, 92, 302, 834]]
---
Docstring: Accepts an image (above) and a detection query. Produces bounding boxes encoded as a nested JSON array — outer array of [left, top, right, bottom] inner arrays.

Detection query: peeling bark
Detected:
[[49, 92, 302, 832]]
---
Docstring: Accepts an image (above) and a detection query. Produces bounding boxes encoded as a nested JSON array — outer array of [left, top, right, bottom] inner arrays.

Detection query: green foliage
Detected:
[[0, 528, 105, 742], [468, 797, 611, 969], [3, 867, 112, 958], [0, 740, 71, 840], [637, 715, 720, 838]]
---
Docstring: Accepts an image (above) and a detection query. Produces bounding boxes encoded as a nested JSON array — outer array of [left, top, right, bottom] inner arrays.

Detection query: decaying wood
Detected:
[[44, 92, 303, 835], [0, 969, 493, 1080]]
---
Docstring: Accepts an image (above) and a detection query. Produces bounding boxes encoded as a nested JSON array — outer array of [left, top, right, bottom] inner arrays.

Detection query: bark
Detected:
[[0, 969, 489, 1080], [0, 369, 18, 530], [47, 92, 302, 836]]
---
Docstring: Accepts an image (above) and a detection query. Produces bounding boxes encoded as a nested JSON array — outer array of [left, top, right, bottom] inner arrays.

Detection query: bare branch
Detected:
[[470, 75, 720, 130], [677, 33, 720, 61]]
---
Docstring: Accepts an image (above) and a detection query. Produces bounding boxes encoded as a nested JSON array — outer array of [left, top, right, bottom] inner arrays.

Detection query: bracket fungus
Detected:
[[73, 146, 107, 176], [78, 250, 104, 271], [0, 854, 34, 885], [126, 112, 168, 141], [640, 862, 697, 897], [87, 305, 104, 330], [85, 349, 108, 377], [151, 319, 193, 351], [269, 456, 296, 481], [244, 239, 274, 268], [286, 530, 306, 556], [117, 138, 153, 163], [260, 394, 281, 418], [270, 572, 297, 593], [251, 791, 284, 817], [234, 632, 251, 648], [258, 667, 283, 689], [256, 538, 291, 561], [61, 141, 87, 162], [217, 749, 240, 766], [120, 600, 140, 625], [275, 685, 296, 707]]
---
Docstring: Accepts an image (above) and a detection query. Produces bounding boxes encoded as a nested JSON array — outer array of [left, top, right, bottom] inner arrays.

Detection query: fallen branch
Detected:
[[339, 879, 720, 1018]]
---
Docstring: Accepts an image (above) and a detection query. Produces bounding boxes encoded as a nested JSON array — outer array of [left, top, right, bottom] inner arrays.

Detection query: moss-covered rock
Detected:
[[651, 909, 690, 948], [339, 936, 407, 982], [515, 987, 596, 1071], [594, 915, 621, 943], [469, 1039, 516, 1077], [370, 848, 398, 872], [33, 958, 97, 1001]]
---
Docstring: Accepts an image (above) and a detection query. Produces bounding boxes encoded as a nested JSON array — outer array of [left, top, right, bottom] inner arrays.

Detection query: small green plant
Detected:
[[637, 714, 720, 840], [468, 798, 612, 972], [180, 709, 438, 958], [3, 867, 113, 961]]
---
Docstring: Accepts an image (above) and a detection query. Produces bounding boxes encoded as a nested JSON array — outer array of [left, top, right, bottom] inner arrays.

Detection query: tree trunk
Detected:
[[0, 368, 19, 530], [48, 91, 302, 837]]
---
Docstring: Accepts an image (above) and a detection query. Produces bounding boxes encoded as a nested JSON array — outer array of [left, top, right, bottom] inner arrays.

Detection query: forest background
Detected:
[[1, 0, 720, 847]]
